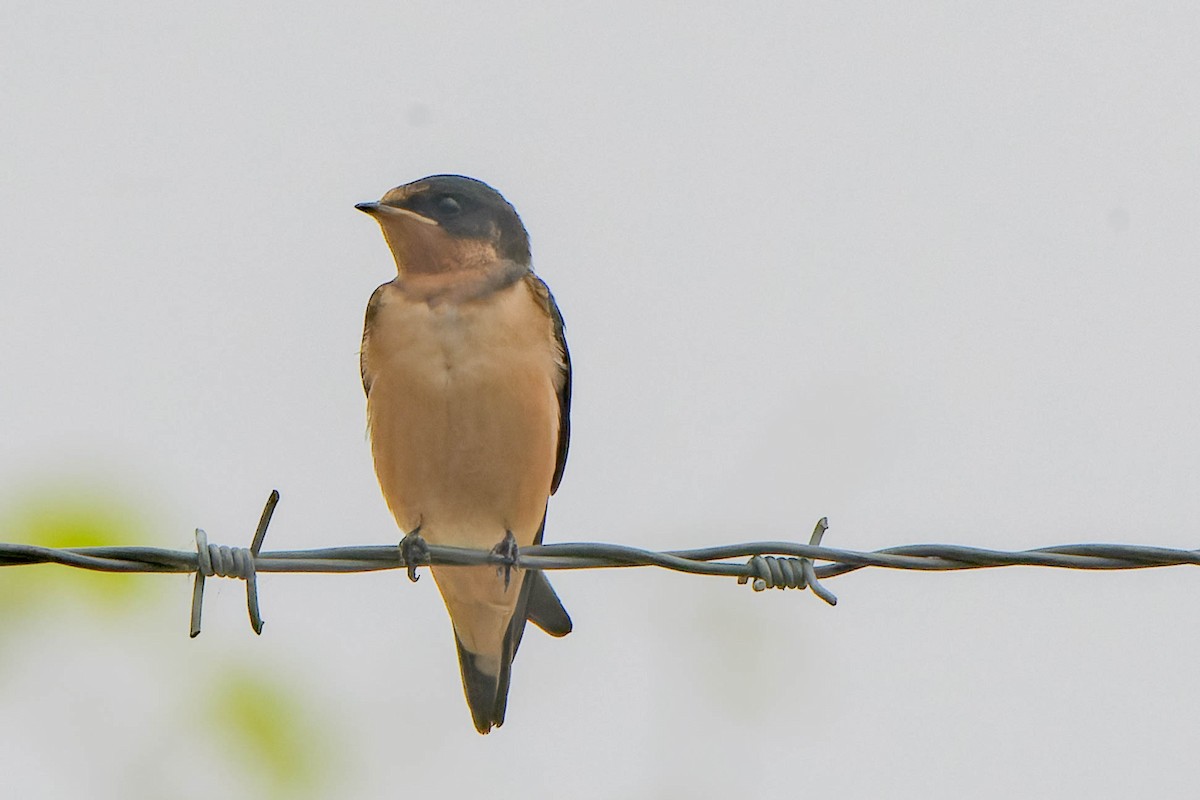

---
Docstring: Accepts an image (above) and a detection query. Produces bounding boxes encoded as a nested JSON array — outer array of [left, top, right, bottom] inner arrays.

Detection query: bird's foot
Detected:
[[399, 526, 430, 583], [491, 530, 520, 590]]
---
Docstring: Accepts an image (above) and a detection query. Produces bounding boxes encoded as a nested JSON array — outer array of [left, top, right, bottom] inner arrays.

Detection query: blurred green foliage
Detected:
[[0, 482, 161, 617], [1, 479, 340, 798], [204, 665, 336, 799]]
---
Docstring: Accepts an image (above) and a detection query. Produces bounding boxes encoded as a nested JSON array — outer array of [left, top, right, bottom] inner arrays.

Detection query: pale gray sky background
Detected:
[[2, 3, 1199, 798]]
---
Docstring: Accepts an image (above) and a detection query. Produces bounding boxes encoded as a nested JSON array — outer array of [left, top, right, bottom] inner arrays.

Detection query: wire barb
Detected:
[[189, 490, 278, 638], [738, 517, 837, 605]]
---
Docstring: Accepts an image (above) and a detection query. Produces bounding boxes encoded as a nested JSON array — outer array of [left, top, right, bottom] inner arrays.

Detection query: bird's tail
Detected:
[[455, 570, 571, 734]]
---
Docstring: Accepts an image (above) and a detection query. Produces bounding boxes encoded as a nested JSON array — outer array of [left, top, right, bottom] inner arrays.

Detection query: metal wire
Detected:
[[2, 491, 1198, 635]]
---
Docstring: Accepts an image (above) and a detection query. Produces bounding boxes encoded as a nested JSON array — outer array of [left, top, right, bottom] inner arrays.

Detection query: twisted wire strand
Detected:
[[3, 491, 1199, 633], [9, 540, 1199, 574]]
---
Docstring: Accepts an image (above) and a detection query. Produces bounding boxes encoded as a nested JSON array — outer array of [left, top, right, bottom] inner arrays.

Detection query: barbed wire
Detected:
[[2, 491, 1198, 636]]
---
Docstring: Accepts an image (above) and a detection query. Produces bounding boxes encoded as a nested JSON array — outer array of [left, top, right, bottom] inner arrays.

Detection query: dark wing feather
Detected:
[[524, 508, 572, 637], [525, 273, 572, 494], [360, 283, 387, 397]]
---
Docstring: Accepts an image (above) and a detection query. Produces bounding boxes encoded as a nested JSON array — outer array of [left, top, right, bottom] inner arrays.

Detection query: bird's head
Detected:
[[356, 175, 531, 275]]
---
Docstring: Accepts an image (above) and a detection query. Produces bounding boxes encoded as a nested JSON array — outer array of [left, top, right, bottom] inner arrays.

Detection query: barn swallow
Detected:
[[356, 175, 572, 734]]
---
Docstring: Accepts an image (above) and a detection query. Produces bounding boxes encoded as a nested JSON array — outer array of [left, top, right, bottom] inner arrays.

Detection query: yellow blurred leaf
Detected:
[[204, 666, 335, 798], [0, 480, 158, 614]]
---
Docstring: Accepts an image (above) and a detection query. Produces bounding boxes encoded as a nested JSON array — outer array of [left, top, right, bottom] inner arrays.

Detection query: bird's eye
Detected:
[[435, 195, 462, 216]]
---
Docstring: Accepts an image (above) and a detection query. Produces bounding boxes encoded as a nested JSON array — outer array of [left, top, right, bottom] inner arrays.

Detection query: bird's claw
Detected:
[[491, 530, 520, 590], [399, 527, 430, 583]]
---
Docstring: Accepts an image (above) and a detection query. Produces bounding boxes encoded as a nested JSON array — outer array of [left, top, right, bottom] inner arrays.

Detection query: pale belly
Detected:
[[363, 279, 561, 657], [367, 353, 559, 546]]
